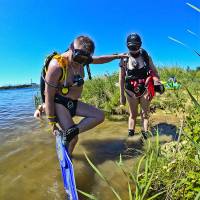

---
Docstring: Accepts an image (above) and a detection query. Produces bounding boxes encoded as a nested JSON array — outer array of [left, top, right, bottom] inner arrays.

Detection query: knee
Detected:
[[141, 111, 149, 119], [96, 110, 105, 124], [129, 112, 137, 119], [73, 135, 79, 143]]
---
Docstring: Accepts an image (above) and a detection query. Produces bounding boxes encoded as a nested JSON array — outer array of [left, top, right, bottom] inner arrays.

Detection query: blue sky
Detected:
[[0, 0, 199, 86]]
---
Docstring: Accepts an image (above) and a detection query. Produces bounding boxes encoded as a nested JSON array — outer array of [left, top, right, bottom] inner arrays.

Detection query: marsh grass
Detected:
[[79, 83, 200, 199], [33, 92, 42, 109]]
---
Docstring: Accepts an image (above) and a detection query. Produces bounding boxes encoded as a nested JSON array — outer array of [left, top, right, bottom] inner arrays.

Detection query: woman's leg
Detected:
[[126, 94, 139, 135], [75, 101, 105, 133], [140, 92, 151, 132], [55, 103, 78, 156]]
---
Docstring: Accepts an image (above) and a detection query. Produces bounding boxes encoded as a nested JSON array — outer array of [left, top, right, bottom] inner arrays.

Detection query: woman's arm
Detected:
[[149, 56, 160, 79], [45, 60, 61, 129], [92, 54, 127, 64], [119, 61, 126, 105]]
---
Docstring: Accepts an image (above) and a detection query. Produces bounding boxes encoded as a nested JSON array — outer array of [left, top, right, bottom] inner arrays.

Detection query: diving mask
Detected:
[[72, 49, 93, 66], [127, 42, 141, 52]]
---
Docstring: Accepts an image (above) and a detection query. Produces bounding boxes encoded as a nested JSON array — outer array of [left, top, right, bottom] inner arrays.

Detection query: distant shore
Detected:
[[0, 83, 39, 90]]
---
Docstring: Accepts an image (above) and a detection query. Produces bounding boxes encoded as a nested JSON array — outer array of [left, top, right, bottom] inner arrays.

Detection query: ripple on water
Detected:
[[0, 88, 38, 132]]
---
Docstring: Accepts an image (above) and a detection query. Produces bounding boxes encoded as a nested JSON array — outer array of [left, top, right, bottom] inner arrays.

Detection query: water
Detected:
[[0, 88, 39, 141], [0, 88, 177, 200]]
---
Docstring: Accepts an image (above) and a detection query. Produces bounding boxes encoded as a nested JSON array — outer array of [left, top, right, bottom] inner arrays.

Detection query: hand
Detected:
[[119, 58, 128, 68], [120, 95, 126, 105], [34, 109, 41, 118], [117, 53, 128, 59], [34, 104, 45, 118], [153, 76, 161, 83], [51, 124, 59, 136], [147, 93, 153, 101]]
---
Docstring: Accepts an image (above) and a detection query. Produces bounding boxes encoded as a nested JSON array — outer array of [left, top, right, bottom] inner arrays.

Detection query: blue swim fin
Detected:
[[56, 132, 79, 200]]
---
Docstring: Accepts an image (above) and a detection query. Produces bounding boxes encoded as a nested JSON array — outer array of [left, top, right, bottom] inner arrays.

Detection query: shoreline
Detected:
[[0, 83, 39, 90]]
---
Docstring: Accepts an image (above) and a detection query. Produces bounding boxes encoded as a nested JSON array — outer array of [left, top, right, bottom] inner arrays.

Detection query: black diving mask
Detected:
[[127, 42, 141, 51], [72, 49, 93, 66]]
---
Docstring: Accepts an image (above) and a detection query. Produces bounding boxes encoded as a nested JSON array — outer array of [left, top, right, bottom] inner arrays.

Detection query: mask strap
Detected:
[[86, 64, 92, 80]]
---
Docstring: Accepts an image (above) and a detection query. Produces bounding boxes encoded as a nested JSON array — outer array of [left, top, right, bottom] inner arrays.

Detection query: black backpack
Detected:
[[139, 48, 149, 67], [40, 51, 58, 103]]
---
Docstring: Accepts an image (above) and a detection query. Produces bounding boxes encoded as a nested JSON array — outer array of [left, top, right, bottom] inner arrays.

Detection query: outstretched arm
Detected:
[[92, 53, 128, 64]]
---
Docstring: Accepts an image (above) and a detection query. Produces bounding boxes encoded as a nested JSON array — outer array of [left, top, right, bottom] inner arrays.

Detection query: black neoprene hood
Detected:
[[127, 33, 142, 48]]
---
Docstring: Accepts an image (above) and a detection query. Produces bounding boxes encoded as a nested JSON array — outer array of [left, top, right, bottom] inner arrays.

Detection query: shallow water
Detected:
[[0, 119, 138, 199], [0, 88, 177, 200]]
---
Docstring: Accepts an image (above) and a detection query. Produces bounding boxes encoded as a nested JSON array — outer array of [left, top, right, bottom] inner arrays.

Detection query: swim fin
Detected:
[[56, 131, 78, 200]]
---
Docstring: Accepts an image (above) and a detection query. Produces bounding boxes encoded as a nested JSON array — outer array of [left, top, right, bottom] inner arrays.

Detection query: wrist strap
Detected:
[[48, 121, 56, 125], [47, 115, 56, 119]]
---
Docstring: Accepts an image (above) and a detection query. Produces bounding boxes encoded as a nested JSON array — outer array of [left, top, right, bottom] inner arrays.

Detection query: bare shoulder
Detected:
[[46, 59, 62, 80], [49, 58, 62, 71]]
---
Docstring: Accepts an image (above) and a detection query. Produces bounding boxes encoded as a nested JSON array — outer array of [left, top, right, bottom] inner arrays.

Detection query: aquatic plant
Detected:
[[33, 92, 42, 109]]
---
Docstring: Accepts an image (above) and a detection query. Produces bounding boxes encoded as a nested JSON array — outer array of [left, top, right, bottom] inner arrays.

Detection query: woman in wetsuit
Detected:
[[119, 33, 163, 139], [36, 35, 127, 156]]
